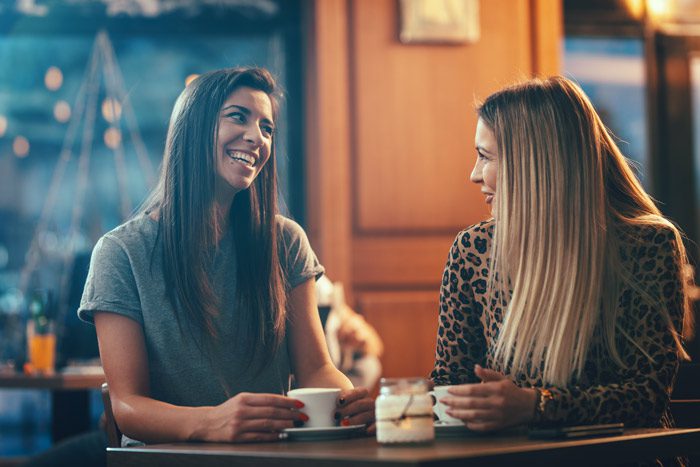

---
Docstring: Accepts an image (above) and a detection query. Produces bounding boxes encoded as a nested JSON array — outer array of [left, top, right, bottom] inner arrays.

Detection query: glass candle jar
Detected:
[[375, 377, 434, 444]]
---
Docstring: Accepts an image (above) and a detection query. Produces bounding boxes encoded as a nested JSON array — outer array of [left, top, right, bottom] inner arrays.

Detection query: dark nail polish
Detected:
[[334, 412, 341, 420], [338, 397, 346, 405], [341, 418, 350, 427], [293, 420, 304, 428], [300, 413, 309, 422]]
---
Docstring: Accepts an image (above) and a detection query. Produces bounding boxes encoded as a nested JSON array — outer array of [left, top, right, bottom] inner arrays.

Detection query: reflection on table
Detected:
[[107, 427, 700, 467]]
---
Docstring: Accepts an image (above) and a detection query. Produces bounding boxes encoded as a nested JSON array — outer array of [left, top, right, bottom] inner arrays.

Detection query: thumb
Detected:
[[475, 364, 506, 382]]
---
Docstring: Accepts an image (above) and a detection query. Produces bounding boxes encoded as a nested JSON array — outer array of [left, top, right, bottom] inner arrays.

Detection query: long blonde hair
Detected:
[[478, 76, 692, 386]]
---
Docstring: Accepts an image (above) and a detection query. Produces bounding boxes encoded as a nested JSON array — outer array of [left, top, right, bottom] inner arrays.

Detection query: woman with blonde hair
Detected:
[[431, 76, 693, 431]]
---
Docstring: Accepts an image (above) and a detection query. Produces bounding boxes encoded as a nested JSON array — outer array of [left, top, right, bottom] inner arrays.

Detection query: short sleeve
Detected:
[[77, 235, 144, 325], [277, 216, 325, 289]]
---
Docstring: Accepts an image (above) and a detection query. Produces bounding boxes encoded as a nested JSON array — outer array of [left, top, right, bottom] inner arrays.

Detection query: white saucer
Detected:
[[283, 424, 366, 441], [434, 421, 472, 437]]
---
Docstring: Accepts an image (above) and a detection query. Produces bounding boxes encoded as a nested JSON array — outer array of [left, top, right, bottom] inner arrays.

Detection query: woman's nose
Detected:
[[243, 124, 263, 146], [470, 161, 482, 184]]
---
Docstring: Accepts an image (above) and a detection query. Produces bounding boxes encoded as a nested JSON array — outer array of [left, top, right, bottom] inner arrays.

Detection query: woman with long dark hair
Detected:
[[79, 67, 373, 443]]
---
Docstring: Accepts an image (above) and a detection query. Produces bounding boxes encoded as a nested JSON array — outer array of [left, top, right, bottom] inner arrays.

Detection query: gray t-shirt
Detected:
[[78, 214, 324, 407]]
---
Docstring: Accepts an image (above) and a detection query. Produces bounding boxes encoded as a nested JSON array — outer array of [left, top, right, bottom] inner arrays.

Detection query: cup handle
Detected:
[[428, 391, 439, 421]]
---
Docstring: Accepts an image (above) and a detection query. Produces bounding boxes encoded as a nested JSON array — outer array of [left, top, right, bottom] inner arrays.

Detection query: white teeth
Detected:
[[227, 150, 256, 167]]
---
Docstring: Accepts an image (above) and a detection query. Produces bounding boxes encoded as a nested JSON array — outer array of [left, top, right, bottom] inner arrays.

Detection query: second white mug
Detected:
[[429, 385, 461, 425]]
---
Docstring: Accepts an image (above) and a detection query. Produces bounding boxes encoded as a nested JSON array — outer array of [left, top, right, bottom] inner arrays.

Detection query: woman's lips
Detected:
[[484, 194, 494, 204]]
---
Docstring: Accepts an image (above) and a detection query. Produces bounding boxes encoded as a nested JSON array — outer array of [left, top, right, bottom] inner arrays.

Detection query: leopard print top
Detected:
[[430, 219, 685, 428]]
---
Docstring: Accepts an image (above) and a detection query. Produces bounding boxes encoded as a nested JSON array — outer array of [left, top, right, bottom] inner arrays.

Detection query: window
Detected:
[[564, 37, 648, 184], [0, 1, 303, 456]]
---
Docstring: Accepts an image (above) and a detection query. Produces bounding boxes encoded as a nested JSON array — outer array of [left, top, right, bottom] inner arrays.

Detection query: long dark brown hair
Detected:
[[144, 67, 286, 367]]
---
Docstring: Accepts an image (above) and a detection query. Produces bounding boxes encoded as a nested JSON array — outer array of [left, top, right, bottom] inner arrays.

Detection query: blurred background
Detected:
[[1, 0, 699, 463]]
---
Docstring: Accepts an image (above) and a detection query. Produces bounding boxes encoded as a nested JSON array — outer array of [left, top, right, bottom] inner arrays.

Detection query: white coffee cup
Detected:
[[429, 386, 461, 425], [287, 388, 341, 428]]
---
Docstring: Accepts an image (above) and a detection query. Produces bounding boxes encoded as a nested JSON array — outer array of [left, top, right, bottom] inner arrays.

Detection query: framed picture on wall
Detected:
[[399, 0, 480, 44]]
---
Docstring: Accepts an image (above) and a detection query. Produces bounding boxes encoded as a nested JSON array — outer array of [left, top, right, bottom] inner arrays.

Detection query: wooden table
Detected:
[[107, 427, 700, 466], [0, 371, 105, 442]]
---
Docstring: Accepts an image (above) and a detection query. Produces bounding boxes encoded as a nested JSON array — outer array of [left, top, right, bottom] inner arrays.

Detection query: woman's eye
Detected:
[[262, 125, 275, 136], [226, 112, 245, 123]]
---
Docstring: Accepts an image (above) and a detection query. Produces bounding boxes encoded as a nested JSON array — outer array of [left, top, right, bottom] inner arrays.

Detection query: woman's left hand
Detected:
[[441, 365, 537, 431], [335, 387, 376, 434]]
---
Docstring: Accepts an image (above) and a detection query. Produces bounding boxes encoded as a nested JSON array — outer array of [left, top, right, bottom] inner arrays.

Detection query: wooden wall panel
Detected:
[[357, 291, 440, 379], [307, 0, 563, 380], [304, 0, 353, 287], [530, 0, 564, 76], [352, 0, 535, 233], [353, 236, 454, 288]]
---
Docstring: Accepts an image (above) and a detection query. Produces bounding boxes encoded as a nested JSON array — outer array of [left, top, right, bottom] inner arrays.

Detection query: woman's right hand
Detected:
[[192, 392, 307, 443]]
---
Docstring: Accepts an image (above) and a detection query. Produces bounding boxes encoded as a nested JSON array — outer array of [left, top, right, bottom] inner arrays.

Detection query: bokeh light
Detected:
[[185, 74, 200, 86], [104, 127, 122, 149], [101, 98, 122, 123], [44, 66, 63, 91], [53, 100, 71, 123], [12, 136, 29, 158], [0, 115, 7, 137]]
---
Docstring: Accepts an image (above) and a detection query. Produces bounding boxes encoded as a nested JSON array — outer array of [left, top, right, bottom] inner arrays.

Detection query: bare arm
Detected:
[[95, 312, 302, 443], [286, 278, 375, 430], [287, 278, 352, 389]]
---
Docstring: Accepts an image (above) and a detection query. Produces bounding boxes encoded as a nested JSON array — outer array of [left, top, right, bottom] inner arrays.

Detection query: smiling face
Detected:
[[215, 86, 275, 203], [470, 117, 499, 215]]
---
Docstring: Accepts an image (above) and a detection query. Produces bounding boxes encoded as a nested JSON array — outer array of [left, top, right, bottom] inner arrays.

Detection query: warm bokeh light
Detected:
[[13, 136, 29, 158], [185, 74, 200, 86], [104, 127, 122, 149], [623, 0, 645, 19], [44, 66, 63, 91], [101, 98, 122, 123], [647, 0, 672, 21], [0, 115, 7, 137], [53, 100, 71, 123]]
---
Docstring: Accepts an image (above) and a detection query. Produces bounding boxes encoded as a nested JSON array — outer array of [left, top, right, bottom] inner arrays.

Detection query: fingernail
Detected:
[[341, 418, 350, 427], [294, 400, 305, 409], [338, 397, 346, 405], [293, 420, 304, 428], [334, 412, 341, 420], [300, 413, 309, 422]]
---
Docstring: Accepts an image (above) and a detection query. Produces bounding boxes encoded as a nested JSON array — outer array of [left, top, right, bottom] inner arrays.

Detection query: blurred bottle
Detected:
[[25, 290, 56, 375]]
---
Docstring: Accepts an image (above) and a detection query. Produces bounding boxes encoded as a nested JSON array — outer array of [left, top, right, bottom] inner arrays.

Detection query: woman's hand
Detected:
[[441, 365, 536, 431], [193, 392, 306, 443], [334, 387, 376, 434]]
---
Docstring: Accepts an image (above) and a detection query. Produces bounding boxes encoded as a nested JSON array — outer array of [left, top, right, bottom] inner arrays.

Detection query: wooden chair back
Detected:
[[100, 382, 122, 448]]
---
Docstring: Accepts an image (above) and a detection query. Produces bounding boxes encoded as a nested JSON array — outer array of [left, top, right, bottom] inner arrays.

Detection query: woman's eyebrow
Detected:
[[221, 104, 250, 114], [221, 104, 274, 125], [476, 145, 494, 155]]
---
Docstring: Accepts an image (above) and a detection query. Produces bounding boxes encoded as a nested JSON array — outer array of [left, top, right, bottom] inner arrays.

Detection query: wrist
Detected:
[[187, 406, 214, 441], [522, 388, 537, 423]]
